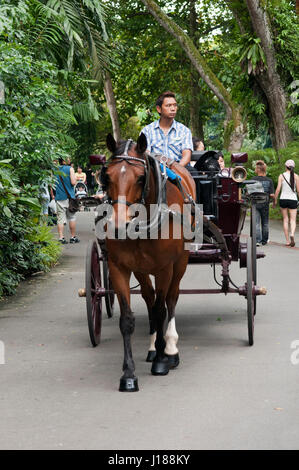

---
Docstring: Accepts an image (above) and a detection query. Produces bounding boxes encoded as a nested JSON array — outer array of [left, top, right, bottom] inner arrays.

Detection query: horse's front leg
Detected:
[[165, 251, 189, 369], [134, 272, 156, 362], [151, 266, 173, 376], [109, 261, 138, 392]]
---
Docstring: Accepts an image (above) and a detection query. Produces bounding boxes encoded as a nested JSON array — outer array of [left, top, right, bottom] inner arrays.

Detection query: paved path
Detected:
[[1, 212, 299, 450]]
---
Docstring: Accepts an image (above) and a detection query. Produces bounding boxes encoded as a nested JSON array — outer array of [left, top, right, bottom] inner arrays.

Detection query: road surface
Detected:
[[0, 212, 298, 450]]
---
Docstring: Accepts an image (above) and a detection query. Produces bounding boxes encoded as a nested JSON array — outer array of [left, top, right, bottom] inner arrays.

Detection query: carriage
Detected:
[[78, 137, 268, 390]]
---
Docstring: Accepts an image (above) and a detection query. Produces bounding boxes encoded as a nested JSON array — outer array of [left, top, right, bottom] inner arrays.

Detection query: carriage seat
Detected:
[[191, 150, 221, 221]]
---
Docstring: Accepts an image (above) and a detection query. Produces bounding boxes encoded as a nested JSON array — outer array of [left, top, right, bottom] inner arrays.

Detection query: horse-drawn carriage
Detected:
[[78, 134, 268, 391]]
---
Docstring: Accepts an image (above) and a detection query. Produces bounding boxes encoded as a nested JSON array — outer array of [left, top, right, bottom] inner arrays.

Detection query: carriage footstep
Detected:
[[146, 350, 157, 362], [119, 376, 139, 392], [165, 353, 180, 369], [151, 357, 170, 376]]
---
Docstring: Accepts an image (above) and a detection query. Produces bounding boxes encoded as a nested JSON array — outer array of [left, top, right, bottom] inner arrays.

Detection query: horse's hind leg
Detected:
[[165, 251, 189, 369], [109, 261, 138, 392], [134, 272, 156, 362]]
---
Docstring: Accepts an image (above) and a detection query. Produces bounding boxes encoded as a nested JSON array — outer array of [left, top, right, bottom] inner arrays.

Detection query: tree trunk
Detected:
[[229, 0, 290, 150], [190, 72, 204, 141], [189, 0, 204, 141], [141, 0, 246, 151], [89, 32, 121, 143], [103, 70, 121, 142], [245, 0, 291, 149]]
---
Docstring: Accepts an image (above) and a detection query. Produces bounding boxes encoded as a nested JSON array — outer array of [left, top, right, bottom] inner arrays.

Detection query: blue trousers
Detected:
[[256, 203, 269, 244]]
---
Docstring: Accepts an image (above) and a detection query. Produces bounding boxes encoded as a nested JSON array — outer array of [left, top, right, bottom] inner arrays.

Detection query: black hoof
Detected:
[[151, 357, 170, 376], [146, 350, 156, 362], [166, 353, 180, 369], [119, 376, 139, 392]]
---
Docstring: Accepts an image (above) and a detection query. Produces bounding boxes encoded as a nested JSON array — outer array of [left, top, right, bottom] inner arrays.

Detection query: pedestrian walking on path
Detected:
[[274, 159, 299, 247], [252, 160, 275, 246], [55, 157, 80, 244]]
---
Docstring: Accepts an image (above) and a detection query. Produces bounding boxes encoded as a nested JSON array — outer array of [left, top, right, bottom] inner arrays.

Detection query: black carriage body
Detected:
[[190, 151, 248, 264], [217, 177, 247, 261]]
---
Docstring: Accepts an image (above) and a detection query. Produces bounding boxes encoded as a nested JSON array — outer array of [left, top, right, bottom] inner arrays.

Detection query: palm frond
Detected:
[[72, 88, 99, 122]]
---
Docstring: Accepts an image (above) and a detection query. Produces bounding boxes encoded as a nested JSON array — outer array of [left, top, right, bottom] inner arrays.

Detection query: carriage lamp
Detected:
[[89, 154, 106, 165], [230, 152, 248, 183], [231, 152, 248, 165], [231, 166, 247, 183]]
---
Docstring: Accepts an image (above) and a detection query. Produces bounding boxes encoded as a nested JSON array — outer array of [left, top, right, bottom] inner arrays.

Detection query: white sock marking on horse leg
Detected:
[[149, 332, 156, 351], [164, 318, 179, 355]]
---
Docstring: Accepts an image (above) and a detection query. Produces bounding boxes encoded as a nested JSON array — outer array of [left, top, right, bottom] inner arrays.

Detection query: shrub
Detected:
[[0, 160, 61, 298]]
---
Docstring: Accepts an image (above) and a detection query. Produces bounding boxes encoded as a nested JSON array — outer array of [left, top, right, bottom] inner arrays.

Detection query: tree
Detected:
[[225, 0, 297, 149], [188, 0, 204, 140], [140, 0, 247, 150], [36, 0, 121, 142], [0, 1, 75, 296]]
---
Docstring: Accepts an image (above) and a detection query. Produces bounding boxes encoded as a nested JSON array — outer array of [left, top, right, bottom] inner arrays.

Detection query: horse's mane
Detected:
[[112, 139, 134, 158]]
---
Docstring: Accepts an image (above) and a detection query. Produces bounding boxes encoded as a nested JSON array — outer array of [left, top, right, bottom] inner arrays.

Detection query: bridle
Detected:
[[105, 139, 150, 207], [102, 139, 201, 239]]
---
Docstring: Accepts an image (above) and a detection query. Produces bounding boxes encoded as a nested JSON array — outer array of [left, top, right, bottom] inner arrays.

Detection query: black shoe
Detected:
[[70, 236, 80, 244], [58, 238, 68, 244], [262, 241, 267, 246]]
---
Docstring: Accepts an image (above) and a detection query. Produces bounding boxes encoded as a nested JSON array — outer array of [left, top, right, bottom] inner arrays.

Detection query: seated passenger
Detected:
[[217, 153, 230, 177], [192, 137, 205, 152]]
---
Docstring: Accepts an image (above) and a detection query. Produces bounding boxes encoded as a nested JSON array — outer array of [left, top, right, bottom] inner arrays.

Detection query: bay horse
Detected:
[[103, 133, 196, 391]]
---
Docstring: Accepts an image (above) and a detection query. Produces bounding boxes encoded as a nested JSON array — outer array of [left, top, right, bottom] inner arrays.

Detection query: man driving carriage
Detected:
[[141, 91, 200, 201]]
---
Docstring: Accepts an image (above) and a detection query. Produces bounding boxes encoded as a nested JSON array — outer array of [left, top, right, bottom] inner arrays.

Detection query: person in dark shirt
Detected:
[[252, 160, 275, 246], [55, 158, 80, 244], [85, 164, 95, 195]]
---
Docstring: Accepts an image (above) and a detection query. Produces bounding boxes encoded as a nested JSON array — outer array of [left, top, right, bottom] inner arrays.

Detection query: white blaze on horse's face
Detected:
[[120, 165, 126, 174]]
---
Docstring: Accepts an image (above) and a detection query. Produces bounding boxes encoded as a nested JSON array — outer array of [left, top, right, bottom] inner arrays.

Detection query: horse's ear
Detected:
[[136, 133, 148, 155], [106, 133, 117, 153]]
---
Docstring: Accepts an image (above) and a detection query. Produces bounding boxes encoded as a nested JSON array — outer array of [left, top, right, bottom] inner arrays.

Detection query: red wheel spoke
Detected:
[[86, 240, 102, 346]]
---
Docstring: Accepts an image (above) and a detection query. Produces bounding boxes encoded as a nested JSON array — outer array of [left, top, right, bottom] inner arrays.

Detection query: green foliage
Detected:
[[240, 138, 299, 221], [0, 160, 61, 298], [0, 0, 114, 297], [0, 2, 77, 298], [0, 42, 77, 183], [267, 0, 299, 84], [243, 139, 299, 187], [238, 36, 266, 75]]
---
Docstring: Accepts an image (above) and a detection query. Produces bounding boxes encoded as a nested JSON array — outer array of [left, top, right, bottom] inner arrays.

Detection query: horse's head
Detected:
[[104, 133, 149, 234]]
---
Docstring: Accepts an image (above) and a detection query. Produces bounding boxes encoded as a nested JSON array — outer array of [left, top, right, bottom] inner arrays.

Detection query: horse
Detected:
[[102, 133, 196, 391]]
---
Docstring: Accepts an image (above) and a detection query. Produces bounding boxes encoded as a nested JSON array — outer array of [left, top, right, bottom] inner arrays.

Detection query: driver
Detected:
[[141, 91, 200, 202]]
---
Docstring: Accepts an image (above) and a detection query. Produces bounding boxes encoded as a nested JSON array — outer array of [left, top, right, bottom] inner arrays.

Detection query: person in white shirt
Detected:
[[274, 159, 299, 247]]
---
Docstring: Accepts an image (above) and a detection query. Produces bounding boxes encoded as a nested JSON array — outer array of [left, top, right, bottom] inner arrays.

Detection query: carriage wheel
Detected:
[[86, 240, 102, 347], [103, 258, 115, 318], [246, 238, 255, 346], [250, 203, 258, 316]]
